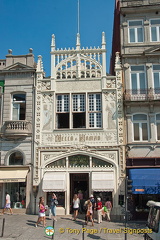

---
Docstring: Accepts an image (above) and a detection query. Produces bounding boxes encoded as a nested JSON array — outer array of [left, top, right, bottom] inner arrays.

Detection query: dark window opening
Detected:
[[73, 113, 86, 128], [57, 113, 69, 128], [9, 151, 23, 165]]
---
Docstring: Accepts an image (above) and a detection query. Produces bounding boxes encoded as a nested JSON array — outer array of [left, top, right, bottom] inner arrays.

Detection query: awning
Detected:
[[129, 168, 160, 194], [91, 172, 114, 192], [42, 172, 66, 192], [0, 169, 28, 183]]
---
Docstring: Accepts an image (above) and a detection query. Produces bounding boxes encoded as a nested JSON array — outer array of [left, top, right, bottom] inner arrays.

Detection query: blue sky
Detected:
[[0, 0, 115, 76]]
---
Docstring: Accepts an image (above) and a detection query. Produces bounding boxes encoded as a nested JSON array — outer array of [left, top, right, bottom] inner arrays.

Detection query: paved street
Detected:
[[0, 213, 147, 240]]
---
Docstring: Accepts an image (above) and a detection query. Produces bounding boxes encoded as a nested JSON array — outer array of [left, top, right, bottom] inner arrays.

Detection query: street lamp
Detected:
[[33, 185, 39, 215]]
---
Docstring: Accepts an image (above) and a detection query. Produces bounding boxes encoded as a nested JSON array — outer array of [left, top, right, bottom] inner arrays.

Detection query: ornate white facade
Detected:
[[33, 33, 125, 219]]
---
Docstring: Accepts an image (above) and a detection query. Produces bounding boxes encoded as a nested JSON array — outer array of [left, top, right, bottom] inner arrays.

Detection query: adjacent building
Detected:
[[0, 49, 36, 213], [111, 0, 160, 220]]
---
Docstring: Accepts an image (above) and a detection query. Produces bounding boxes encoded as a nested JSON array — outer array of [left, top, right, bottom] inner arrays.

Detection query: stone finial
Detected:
[[102, 32, 106, 45], [37, 55, 43, 72], [115, 52, 121, 70], [8, 49, 12, 54], [51, 34, 55, 51], [29, 48, 33, 53], [76, 33, 81, 50]]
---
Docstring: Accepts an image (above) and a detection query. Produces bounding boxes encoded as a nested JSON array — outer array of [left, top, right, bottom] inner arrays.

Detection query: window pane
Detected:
[[154, 73, 160, 88], [69, 155, 89, 167], [142, 123, 148, 140], [12, 103, 19, 120], [156, 114, 160, 120], [151, 27, 157, 41], [96, 94, 101, 111], [134, 123, 140, 141], [157, 123, 160, 140], [151, 19, 160, 25], [153, 65, 160, 71], [129, 21, 143, 26], [131, 66, 144, 71], [139, 73, 146, 89], [129, 29, 135, 42], [131, 73, 137, 91], [89, 95, 94, 111], [137, 28, 143, 42], [96, 113, 102, 127], [133, 114, 147, 120], [89, 113, 95, 127]]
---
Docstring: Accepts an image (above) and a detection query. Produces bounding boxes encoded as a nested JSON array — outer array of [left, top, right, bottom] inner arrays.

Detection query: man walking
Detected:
[[2, 192, 13, 215]]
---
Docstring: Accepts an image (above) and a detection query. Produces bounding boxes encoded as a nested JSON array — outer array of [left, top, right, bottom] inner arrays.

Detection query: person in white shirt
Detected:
[[2, 192, 13, 215], [72, 194, 80, 220]]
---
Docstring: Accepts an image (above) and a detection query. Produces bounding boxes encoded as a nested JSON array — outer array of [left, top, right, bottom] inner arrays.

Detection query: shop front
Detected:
[[128, 168, 160, 220], [0, 166, 29, 211], [41, 154, 116, 216]]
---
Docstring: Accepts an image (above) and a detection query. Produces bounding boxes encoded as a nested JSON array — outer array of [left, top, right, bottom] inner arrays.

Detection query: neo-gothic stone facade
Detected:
[[33, 33, 125, 219], [0, 32, 125, 219]]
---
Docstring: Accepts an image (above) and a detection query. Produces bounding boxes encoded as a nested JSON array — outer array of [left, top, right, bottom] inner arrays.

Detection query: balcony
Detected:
[[1, 120, 32, 139], [124, 88, 160, 101]]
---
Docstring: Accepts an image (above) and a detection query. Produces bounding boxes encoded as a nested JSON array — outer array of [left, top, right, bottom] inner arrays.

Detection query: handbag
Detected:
[[54, 199, 58, 206]]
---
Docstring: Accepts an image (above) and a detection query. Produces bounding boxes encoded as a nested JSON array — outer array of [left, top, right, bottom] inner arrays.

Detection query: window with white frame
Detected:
[[56, 94, 69, 128], [56, 93, 102, 129], [150, 19, 160, 42], [88, 94, 102, 128], [130, 66, 146, 94], [12, 93, 26, 120], [128, 20, 144, 43], [133, 114, 148, 141], [72, 94, 86, 128], [156, 114, 160, 140], [153, 65, 160, 94]]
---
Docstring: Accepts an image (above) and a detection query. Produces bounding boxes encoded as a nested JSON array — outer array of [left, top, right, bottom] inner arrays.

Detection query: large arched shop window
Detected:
[[46, 155, 113, 168], [9, 151, 23, 165]]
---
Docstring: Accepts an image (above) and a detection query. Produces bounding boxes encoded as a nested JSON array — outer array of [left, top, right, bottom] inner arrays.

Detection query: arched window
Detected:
[[9, 151, 23, 165], [133, 114, 148, 141]]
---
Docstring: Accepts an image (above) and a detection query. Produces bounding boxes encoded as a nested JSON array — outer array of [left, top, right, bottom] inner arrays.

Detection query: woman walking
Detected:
[[72, 194, 80, 220], [35, 197, 46, 227], [86, 200, 94, 226], [50, 193, 58, 221]]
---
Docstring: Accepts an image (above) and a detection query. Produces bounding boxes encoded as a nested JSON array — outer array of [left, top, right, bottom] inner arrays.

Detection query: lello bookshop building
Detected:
[[0, 32, 125, 219]]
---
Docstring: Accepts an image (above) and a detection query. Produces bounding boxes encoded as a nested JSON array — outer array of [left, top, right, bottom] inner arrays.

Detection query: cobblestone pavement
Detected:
[[0, 213, 147, 240]]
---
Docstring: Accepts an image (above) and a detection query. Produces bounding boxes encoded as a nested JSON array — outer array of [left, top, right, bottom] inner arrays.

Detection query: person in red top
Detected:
[[96, 197, 102, 224]]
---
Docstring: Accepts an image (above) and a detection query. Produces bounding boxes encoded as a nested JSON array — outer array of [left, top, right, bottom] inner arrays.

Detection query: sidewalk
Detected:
[[0, 213, 146, 240]]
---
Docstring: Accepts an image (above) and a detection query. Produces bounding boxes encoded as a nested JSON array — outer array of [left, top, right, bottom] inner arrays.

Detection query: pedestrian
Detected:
[[96, 197, 103, 224], [50, 193, 58, 221], [35, 197, 47, 227], [90, 194, 96, 221], [2, 192, 13, 215], [86, 200, 94, 226], [104, 198, 112, 222], [78, 190, 83, 213], [72, 194, 80, 220]]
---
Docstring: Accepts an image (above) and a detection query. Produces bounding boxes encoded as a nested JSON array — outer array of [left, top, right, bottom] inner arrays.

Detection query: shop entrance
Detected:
[[70, 173, 89, 213]]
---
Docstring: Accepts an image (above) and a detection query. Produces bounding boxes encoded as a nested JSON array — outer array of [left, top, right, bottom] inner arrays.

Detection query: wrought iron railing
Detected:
[[124, 88, 160, 101]]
